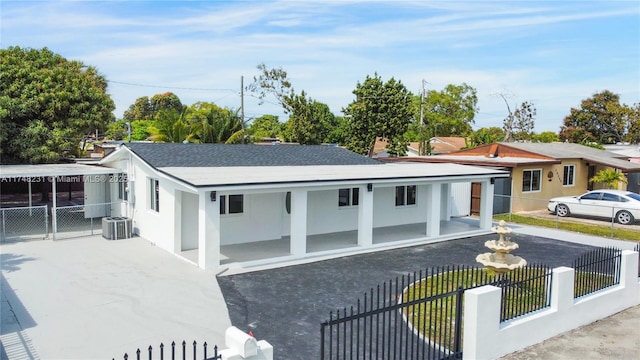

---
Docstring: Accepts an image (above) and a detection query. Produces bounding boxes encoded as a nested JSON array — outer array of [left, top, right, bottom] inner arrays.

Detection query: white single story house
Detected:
[[100, 143, 508, 271]]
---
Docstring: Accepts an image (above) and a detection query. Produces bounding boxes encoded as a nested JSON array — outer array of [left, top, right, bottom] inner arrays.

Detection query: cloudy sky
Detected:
[[2, 0, 638, 132]]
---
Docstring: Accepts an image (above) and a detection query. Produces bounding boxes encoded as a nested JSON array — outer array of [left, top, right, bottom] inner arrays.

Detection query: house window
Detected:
[[220, 194, 244, 214], [522, 169, 541, 192], [395, 185, 416, 206], [148, 178, 159, 212], [117, 174, 128, 201], [563, 165, 575, 186], [338, 188, 359, 207]]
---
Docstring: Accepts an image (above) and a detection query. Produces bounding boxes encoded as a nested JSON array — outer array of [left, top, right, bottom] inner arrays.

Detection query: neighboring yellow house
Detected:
[[390, 142, 640, 214]]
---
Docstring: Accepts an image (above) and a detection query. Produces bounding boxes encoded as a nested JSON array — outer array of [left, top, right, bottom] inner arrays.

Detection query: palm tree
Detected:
[[589, 169, 628, 189], [148, 107, 192, 143], [191, 106, 245, 143]]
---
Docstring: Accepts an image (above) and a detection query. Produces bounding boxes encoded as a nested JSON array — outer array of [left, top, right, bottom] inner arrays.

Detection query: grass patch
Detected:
[[401, 267, 617, 350], [574, 271, 618, 297], [401, 267, 551, 350], [494, 214, 640, 242]]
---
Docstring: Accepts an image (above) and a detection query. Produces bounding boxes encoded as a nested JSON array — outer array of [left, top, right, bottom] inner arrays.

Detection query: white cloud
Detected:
[[2, 0, 638, 132]]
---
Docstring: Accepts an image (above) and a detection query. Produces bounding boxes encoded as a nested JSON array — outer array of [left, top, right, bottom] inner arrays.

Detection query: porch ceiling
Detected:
[[159, 162, 508, 187], [0, 163, 121, 178]]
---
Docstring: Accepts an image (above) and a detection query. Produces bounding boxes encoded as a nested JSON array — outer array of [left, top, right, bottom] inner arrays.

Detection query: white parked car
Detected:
[[547, 189, 640, 225]]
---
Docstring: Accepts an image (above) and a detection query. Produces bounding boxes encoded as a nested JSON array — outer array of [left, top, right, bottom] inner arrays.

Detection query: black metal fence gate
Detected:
[[320, 270, 466, 360], [320, 264, 554, 360]]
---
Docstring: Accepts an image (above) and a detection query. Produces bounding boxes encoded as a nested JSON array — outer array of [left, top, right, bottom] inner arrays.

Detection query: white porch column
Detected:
[[426, 183, 441, 237], [358, 185, 374, 247], [198, 191, 220, 270], [479, 179, 495, 230], [173, 190, 182, 252], [440, 183, 451, 221], [290, 189, 307, 256]]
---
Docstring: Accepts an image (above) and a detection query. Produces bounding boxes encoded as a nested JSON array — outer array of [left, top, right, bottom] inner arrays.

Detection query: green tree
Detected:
[[559, 90, 630, 144], [105, 120, 128, 140], [247, 63, 337, 145], [122, 96, 154, 121], [531, 131, 560, 143], [130, 120, 151, 141], [421, 83, 478, 137], [343, 74, 413, 156], [325, 116, 350, 145], [148, 107, 192, 143], [466, 127, 505, 148], [186, 102, 244, 143], [625, 103, 640, 144], [123, 92, 183, 121], [288, 93, 336, 144], [589, 168, 628, 189], [497, 93, 536, 142], [248, 115, 282, 139], [0, 46, 115, 163]]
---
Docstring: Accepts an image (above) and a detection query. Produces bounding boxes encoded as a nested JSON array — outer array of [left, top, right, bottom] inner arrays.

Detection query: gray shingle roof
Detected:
[[124, 143, 382, 168], [501, 142, 640, 171], [501, 142, 625, 159]]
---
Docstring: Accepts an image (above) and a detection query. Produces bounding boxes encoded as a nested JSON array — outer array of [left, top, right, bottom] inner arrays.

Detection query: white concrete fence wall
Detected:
[[463, 250, 640, 360]]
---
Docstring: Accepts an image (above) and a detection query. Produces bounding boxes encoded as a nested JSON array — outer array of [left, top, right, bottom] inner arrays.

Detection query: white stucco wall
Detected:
[[372, 185, 428, 228], [220, 192, 286, 245], [307, 189, 359, 235], [126, 157, 179, 253], [463, 251, 640, 360], [181, 191, 199, 250]]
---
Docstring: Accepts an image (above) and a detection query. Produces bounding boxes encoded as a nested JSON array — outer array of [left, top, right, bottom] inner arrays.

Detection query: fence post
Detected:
[[462, 285, 501, 360], [453, 287, 464, 355], [1, 209, 5, 241], [611, 206, 615, 237], [52, 178, 57, 240], [44, 205, 49, 239]]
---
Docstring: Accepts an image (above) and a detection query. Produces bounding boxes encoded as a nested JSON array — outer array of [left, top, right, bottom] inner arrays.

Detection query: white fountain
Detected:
[[476, 220, 526, 273]]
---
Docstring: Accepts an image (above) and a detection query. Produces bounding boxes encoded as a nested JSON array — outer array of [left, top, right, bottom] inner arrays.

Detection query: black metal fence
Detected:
[[113, 341, 221, 360], [572, 247, 622, 298], [498, 264, 553, 322], [320, 264, 553, 360]]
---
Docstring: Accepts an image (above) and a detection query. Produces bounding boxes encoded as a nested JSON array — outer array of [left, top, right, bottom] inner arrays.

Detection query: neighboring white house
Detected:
[[100, 143, 508, 271]]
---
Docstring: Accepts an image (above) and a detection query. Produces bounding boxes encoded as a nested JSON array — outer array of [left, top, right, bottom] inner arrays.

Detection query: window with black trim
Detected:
[[563, 165, 575, 186], [522, 169, 541, 192], [148, 178, 159, 212], [338, 188, 359, 207], [395, 185, 416, 206], [220, 194, 244, 214]]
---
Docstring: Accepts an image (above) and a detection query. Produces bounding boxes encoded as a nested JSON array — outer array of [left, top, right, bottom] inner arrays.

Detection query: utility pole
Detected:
[[419, 79, 428, 156], [241, 76, 245, 144]]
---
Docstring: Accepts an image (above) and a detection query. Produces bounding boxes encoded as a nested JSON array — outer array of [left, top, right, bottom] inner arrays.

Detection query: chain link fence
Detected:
[[55, 201, 127, 240], [0, 205, 49, 242], [0, 201, 129, 242], [494, 194, 640, 236]]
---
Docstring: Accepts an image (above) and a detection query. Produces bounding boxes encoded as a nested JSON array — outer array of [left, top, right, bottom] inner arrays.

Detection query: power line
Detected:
[[108, 80, 238, 93]]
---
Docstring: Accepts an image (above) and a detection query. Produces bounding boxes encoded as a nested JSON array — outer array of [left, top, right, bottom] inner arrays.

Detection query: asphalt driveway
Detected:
[[217, 231, 608, 359]]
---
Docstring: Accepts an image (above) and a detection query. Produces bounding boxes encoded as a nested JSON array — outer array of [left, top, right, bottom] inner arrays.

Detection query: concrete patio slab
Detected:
[[0, 235, 230, 360]]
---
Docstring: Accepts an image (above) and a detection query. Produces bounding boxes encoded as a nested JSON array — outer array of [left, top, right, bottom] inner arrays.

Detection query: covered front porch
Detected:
[[179, 217, 484, 271], [172, 163, 503, 272]]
